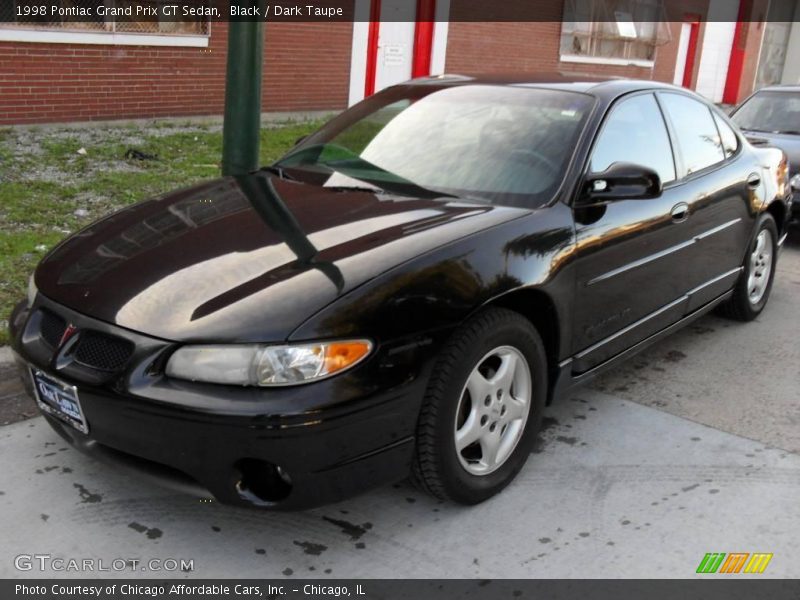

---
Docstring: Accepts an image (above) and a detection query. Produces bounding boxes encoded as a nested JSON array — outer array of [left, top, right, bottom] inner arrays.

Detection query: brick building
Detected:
[[0, 0, 779, 126]]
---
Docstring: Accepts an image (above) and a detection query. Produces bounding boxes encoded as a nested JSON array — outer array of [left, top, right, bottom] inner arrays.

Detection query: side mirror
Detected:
[[581, 162, 663, 203]]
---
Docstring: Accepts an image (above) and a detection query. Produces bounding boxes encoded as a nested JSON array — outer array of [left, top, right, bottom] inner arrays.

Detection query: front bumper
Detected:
[[9, 297, 439, 510]]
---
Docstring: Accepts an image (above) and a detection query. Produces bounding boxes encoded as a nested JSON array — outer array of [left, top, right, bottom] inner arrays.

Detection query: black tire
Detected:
[[719, 213, 778, 322], [411, 307, 547, 504]]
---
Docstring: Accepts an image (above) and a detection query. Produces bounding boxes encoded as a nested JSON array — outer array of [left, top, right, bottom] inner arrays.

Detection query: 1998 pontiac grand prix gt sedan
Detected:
[[9, 75, 792, 509]]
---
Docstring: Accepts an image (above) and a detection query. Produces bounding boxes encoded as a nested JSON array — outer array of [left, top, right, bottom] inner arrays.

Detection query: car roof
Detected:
[[409, 72, 684, 99]]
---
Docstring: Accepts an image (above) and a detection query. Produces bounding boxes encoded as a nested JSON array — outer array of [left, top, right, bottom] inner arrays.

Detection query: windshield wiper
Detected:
[[277, 149, 461, 199], [325, 185, 388, 194], [258, 165, 297, 180], [775, 130, 800, 135], [322, 163, 459, 200]]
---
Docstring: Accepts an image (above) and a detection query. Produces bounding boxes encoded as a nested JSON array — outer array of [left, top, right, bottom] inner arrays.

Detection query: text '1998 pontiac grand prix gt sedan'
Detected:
[[9, 75, 792, 509]]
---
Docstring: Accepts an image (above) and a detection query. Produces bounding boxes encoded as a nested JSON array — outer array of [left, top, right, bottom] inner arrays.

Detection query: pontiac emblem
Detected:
[[58, 324, 78, 348]]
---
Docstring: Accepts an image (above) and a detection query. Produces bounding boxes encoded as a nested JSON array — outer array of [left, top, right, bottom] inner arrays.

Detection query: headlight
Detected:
[[26, 274, 38, 307], [790, 173, 800, 192], [165, 340, 373, 387]]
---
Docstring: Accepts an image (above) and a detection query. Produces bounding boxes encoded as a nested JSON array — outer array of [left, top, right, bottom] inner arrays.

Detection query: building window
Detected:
[[560, 0, 671, 65], [1, 1, 209, 45]]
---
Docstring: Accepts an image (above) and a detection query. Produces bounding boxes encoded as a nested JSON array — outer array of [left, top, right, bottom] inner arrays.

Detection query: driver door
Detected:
[[570, 92, 693, 373]]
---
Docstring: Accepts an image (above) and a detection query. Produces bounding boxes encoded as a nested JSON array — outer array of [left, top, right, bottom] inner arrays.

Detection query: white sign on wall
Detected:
[[383, 44, 406, 66]]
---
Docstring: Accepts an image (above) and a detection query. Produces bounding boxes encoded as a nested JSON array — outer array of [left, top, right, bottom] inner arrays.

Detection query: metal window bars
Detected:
[[561, 0, 672, 61]]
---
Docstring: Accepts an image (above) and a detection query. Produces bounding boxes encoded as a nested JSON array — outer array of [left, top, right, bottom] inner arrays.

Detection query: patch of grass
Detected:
[[0, 118, 323, 345], [0, 231, 66, 343]]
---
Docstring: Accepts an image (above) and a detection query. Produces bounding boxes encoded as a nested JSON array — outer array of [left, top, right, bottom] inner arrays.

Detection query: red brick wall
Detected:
[[445, 2, 711, 88], [445, 21, 663, 79], [1, 0, 752, 126], [0, 21, 353, 125], [263, 22, 353, 112]]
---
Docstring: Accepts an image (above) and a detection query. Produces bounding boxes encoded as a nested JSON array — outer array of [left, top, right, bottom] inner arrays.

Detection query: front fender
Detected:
[[288, 203, 577, 355]]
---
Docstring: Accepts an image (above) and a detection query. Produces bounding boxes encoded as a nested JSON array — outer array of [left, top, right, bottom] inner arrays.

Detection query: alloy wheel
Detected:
[[453, 346, 532, 476], [747, 229, 773, 305]]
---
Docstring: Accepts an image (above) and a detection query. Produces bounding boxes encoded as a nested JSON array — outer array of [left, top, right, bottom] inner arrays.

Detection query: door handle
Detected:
[[747, 172, 761, 189], [671, 202, 690, 223]]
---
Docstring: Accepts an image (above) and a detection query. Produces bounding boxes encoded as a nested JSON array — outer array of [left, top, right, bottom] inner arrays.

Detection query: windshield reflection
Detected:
[[278, 84, 594, 208]]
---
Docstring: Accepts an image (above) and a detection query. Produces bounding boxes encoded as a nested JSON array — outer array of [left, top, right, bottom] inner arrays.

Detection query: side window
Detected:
[[591, 94, 676, 184], [713, 112, 739, 158], [659, 93, 725, 174]]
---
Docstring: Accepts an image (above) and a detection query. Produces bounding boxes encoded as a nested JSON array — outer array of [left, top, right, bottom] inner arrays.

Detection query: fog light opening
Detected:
[[235, 458, 293, 505]]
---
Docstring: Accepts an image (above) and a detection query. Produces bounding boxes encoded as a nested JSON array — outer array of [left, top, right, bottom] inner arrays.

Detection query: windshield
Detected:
[[732, 90, 800, 134], [276, 84, 594, 208]]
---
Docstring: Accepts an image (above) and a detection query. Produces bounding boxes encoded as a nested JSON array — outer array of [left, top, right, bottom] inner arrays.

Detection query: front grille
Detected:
[[34, 307, 136, 375], [74, 331, 135, 372], [39, 309, 66, 348]]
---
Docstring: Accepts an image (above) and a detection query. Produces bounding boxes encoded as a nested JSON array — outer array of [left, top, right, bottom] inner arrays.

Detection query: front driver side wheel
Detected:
[[412, 308, 547, 504]]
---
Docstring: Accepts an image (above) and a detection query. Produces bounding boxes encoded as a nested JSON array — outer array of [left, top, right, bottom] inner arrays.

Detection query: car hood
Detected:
[[35, 173, 528, 342], [742, 129, 800, 176]]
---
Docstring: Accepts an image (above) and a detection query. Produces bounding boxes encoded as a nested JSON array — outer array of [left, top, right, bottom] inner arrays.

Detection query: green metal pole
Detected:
[[222, 11, 264, 176]]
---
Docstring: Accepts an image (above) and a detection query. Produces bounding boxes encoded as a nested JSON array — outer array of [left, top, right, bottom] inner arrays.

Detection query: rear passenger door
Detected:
[[571, 92, 694, 373], [656, 92, 754, 312]]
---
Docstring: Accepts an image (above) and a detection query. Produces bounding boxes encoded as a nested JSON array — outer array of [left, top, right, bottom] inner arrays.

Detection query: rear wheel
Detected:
[[719, 213, 778, 321], [412, 308, 547, 504]]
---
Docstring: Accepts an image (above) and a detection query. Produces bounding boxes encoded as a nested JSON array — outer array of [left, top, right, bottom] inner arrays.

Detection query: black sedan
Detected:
[[8, 75, 792, 509], [730, 84, 800, 222]]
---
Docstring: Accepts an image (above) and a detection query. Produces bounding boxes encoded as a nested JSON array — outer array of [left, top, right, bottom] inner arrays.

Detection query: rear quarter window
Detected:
[[713, 112, 739, 158]]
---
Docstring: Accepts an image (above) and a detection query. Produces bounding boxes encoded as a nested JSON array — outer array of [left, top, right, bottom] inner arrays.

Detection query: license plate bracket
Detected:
[[30, 368, 88, 434]]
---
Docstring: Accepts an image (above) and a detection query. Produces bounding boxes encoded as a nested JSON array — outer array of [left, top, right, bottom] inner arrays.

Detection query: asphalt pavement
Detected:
[[0, 228, 797, 579]]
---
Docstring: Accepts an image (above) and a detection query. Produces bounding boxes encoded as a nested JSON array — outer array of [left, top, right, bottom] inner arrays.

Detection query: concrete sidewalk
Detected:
[[591, 231, 800, 454], [1, 389, 798, 579]]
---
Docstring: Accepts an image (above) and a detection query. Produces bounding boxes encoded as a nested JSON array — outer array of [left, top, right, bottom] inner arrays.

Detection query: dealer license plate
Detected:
[[30, 368, 88, 434]]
